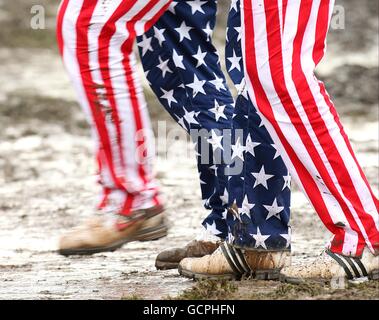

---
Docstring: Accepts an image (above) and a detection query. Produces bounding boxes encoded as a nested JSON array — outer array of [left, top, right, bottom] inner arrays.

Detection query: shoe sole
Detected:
[[280, 269, 379, 285], [178, 265, 238, 281], [178, 265, 280, 281], [155, 260, 180, 270], [133, 224, 168, 242], [58, 223, 168, 257], [255, 269, 281, 281]]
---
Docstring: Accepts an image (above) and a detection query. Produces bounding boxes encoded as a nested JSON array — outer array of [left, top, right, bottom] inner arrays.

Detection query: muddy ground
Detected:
[[0, 0, 378, 300]]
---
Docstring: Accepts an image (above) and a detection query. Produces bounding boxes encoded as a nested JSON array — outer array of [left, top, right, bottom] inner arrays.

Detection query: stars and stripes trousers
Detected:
[[138, 0, 291, 250], [239, 0, 379, 257], [56, 0, 172, 215], [57, 0, 293, 251]]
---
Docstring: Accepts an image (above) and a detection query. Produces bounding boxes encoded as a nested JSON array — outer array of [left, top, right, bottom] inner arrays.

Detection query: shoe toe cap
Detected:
[[156, 248, 187, 263]]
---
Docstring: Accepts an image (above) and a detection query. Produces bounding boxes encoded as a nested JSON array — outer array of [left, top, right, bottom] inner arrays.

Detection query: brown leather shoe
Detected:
[[58, 207, 167, 256], [178, 242, 291, 281], [155, 239, 221, 270]]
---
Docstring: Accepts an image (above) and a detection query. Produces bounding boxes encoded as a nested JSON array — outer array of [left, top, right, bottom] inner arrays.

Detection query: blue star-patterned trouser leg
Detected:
[[225, 1, 292, 251], [137, 0, 234, 239]]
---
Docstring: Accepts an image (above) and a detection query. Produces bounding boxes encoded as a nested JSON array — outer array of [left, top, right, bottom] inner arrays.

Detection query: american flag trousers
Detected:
[[56, 0, 172, 215], [240, 0, 378, 256], [138, 0, 292, 251]]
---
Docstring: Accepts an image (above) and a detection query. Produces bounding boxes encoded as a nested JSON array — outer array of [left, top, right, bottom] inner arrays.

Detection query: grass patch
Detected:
[[172, 280, 238, 300], [121, 294, 144, 300], [170, 279, 379, 300]]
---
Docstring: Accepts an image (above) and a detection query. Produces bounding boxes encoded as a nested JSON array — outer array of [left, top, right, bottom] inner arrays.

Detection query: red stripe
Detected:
[[56, 0, 70, 56], [122, 38, 148, 186], [97, 187, 111, 210], [289, 1, 378, 248], [312, 0, 328, 65], [121, 193, 135, 215], [120, 0, 165, 186], [97, 1, 140, 180], [242, 0, 345, 253], [75, 0, 124, 190]]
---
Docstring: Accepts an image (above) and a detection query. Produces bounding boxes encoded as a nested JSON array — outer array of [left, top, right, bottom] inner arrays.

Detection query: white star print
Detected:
[[234, 26, 242, 42], [203, 22, 213, 40], [230, 0, 238, 12], [177, 116, 186, 129], [187, 0, 207, 14], [183, 108, 199, 126], [245, 134, 261, 157], [271, 144, 281, 159], [227, 50, 242, 72], [186, 74, 206, 97], [144, 70, 151, 85], [168, 1, 178, 14], [207, 130, 223, 151], [173, 49, 185, 69], [209, 100, 227, 122], [175, 21, 193, 42], [220, 188, 229, 206], [252, 165, 274, 189], [209, 165, 217, 174], [252, 227, 270, 250], [215, 51, 221, 66], [263, 198, 284, 220], [193, 141, 201, 157], [231, 137, 246, 161], [206, 221, 222, 236], [280, 229, 291, 248], [282, 173, 291, 190], [153, 26, 166, 46], [239, 195, 255, 219], [192, 46, 207, 68], [160, 88, 177, 107], [157, 56, 172, 78], [137, 34, 153, 56], [235, 79, 249, 99], [210, 74, 226, 91]]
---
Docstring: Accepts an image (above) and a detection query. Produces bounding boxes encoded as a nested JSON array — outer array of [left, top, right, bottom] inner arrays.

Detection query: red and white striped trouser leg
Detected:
[[241, 0, 379, 257], [56, 0, 171, 215]]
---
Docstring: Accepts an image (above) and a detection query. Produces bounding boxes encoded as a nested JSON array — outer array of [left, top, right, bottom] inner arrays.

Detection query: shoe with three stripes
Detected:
[[178, 242, 291, 281], [280, 248, 379, 285]]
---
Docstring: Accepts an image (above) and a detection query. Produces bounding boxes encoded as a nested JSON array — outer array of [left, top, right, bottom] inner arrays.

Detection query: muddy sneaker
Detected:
[[155, 230, 222, 270], [280, 248, 379, 285], [178, 242, 290, 281], [58, 206, 167, 256]]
